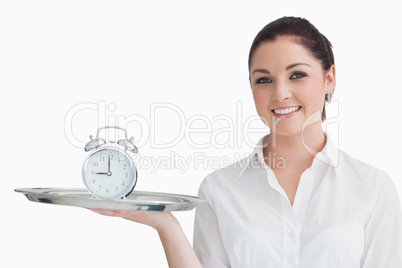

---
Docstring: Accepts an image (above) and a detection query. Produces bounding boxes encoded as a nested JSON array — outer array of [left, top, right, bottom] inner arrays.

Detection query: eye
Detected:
[[256, 77, 273, 84], [290, 72, 306, 79]]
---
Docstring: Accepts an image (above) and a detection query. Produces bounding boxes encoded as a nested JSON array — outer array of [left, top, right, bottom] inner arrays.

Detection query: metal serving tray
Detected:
[[15, 188, 205, 211]]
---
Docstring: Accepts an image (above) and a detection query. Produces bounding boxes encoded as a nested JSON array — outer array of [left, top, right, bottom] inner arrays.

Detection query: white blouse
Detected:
[[193, 135, 402, 268]]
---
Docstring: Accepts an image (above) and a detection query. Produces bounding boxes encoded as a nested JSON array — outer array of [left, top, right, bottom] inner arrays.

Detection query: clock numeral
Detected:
[[92, 162, 99, 167], [92, 179, 96, 184], [123, 164, 126, 169], [109, 154, 114, 160], [106, 189, 110, 194], [100, 156, 105, 161], [122, 181, 125, 186], [98, 185, 102, 190], [91, 170, 94, 174], [125, 173, 128, 178], [115, 187, 118, 192]]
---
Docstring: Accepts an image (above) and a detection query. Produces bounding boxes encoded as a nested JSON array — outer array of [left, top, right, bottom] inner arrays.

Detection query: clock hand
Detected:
[[108, 155, 111, 173], [95, 156, 112, 176]]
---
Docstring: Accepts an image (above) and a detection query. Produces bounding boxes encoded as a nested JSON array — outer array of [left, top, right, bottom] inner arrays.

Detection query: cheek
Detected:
[[298, 80, 326, 110], [251, 89, 270, 114]]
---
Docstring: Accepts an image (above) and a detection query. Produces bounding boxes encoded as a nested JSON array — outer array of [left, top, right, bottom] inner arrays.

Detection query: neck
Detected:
[[264, 128, 326, 170]]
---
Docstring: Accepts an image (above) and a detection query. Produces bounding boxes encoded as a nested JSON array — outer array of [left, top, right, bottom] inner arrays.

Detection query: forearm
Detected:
[[157, 215, 203, 268], [89, 209, 202, 267]]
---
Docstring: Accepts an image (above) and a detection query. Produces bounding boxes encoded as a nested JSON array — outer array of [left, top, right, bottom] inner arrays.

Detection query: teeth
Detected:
[[274, 106, 301, 115]]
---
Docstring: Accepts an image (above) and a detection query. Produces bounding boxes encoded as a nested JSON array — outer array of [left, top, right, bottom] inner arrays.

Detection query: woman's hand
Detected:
[[88, 208, 179, 233]]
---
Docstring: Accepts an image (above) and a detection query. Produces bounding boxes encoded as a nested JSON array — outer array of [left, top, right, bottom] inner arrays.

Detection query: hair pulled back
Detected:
[[248, 17, 335, 121]]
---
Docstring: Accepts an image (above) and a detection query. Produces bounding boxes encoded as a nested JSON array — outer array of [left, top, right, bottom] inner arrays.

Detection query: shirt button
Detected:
[[289, 231, 295, 238], [288, 256, 295, 264]]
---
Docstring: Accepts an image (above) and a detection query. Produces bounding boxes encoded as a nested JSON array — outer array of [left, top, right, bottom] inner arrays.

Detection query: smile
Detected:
[[272, 106, 302, 115]]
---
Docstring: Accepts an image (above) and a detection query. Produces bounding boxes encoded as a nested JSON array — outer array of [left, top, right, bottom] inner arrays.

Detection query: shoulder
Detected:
[[339, 149, 391, 183], [198, 155, 252, 197], [338, 149, 396, 198]]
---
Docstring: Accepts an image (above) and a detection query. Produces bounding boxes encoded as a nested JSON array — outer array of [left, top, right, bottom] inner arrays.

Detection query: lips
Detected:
[[272, 106, 302, 115]]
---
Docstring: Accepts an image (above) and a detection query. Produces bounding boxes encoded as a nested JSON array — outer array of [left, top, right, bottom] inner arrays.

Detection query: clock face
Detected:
[[82, 147, 137, 199]]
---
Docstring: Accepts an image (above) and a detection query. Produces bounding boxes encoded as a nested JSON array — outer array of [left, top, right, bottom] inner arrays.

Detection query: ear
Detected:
[[324, 65, 336, 95]]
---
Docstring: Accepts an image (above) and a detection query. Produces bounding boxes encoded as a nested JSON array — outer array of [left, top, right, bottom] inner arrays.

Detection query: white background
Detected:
[[1, 1, 401, 267]]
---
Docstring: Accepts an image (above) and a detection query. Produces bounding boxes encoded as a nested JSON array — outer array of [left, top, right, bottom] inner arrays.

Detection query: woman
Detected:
[[91, 17, 402, 267]]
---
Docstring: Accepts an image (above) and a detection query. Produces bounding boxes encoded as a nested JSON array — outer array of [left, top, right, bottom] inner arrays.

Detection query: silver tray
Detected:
[[15, 188, 206, 211]]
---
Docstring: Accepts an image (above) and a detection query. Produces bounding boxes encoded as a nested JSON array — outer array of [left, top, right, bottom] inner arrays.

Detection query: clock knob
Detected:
[[117, 136, 138, 153], [84, 135, 107, 152]]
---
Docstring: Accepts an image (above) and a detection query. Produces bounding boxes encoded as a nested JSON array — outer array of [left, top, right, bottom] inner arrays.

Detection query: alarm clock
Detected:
[[82, 126, 138, 199]]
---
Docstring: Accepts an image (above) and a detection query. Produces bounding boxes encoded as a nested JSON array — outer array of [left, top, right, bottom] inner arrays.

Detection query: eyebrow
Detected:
[[286, 62, 311, 70], [251, 63, 312, 75], [251, 69, 270, 75]]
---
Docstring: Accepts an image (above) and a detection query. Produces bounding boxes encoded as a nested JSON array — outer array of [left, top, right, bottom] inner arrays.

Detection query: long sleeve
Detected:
[[193, 176, 230, 268], [360, 173, 402, 267]]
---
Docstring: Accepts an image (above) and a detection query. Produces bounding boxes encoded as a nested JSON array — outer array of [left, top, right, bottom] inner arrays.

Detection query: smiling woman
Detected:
[[90, 16, 402, 268], [194, 16, 402, 268]]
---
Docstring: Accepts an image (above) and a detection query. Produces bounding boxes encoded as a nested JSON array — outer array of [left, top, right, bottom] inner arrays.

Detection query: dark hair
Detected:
[[248, 16, 335, 121]]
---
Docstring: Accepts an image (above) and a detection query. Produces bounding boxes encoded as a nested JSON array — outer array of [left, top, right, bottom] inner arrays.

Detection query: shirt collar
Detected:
[[239, 133, 341, 179], [238, 134, 269, 178]]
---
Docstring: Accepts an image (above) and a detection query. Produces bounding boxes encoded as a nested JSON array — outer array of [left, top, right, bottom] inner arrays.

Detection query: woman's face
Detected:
[[249, 36, 335, 137]]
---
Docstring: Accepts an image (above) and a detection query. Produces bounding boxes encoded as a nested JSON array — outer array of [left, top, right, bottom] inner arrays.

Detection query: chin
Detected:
[[270, 122, 304, 138], [271, 129, 302, 138]]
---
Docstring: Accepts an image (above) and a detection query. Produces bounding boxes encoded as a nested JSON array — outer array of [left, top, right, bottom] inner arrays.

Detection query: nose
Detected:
[[272, 81, 292, 101]]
